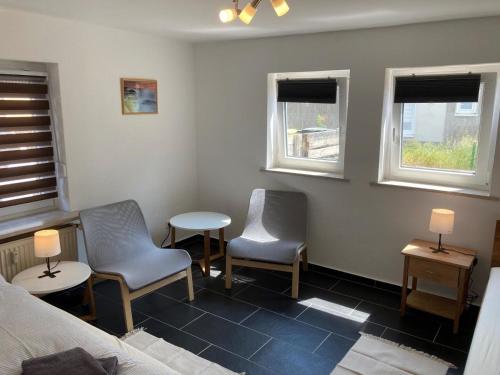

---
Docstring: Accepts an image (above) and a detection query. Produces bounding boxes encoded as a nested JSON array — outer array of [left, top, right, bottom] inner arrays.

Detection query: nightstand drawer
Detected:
[[408, 257, 459, 288]]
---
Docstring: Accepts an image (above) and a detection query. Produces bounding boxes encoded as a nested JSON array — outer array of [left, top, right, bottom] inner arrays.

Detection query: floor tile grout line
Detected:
[[281, 286, 291, 294], [71, 284, 471, 375], [383, 326, 468, 354], [328, 279, 341, 291], [293, 304, 312, 321], [380, 326, 388, 338], [239, 307, 262, 325], [143, 315, 213, 345], [179, 312, 207, 330], [96, 280, 399, 354], [225, 282, 251, 298], [265, 264, 402, 297], [196, 344, 212, 356], [248, 337, 273, 361], [143, 315, 280, 375], [95, 272, 469, 357], [432, 325, 442, 343], [312, 332, 332, 354], [162, 279, 380, 339], [202, 340, 282, 375]]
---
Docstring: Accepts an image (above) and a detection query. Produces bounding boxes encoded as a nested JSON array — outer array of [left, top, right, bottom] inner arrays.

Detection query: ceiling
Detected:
[[1, 0, 500, 42]]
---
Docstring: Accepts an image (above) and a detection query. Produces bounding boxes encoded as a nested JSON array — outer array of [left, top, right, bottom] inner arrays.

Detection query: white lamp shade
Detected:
[[429, 209, 455, 235], [34, 229, 61, 258]]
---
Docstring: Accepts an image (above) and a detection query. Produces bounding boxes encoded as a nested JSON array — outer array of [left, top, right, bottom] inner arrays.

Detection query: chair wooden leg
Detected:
[[291, 258, 300, 299], [171, 227, 176, 248], [301, 248, 309, 272], [118, 279, 134, 332], [219, 228, 225, 256], [203, 230, 211, 277], [81, 274, 97, 321], [225, 255, 232, 289], [186, 267, 194, 301]]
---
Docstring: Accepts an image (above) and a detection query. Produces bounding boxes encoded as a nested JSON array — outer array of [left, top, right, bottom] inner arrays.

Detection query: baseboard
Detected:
[[173, 235, 481, 308]]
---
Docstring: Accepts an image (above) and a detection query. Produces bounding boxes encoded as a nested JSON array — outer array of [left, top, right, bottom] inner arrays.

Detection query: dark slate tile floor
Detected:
[[45, 237, 477, 375]]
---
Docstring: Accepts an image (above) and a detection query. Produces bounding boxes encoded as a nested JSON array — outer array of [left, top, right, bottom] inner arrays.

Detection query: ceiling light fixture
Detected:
[[219, 0, 290, 25]]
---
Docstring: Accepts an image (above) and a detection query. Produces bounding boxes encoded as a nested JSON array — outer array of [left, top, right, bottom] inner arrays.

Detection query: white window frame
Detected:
[[455, 102, 479, 116], [267, 70, 350, 176], [378, 64, 500, 193]]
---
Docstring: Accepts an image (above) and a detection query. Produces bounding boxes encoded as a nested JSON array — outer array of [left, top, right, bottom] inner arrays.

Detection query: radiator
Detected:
[[0, 226, 78, 282]]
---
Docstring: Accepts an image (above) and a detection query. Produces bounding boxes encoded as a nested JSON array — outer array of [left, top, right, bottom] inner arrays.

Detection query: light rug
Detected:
[[122, 328, 241, 375], [331, 333, 456, 375]]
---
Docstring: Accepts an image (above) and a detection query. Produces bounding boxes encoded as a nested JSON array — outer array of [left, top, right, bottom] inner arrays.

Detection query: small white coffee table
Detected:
[[170, 212, 231, 277], [12, 261, 96, 321]]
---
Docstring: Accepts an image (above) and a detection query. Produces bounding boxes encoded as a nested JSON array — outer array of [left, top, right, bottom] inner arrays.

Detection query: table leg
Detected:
[[219, 228, 225, 257], [171, 227, 176, 248], [412, 277, 418, 290], [400, 256, 409, 316], [203, 230, 211, 277], [81, 275, 97, 322], [454, 268, 467, 334]]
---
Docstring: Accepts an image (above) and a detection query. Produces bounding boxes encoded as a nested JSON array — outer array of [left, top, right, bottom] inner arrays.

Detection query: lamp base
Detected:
[[430, 246, 449, 254], [430, 233, 449, 254], [38, 269, 61, 279], [38, 257, 61, 278]]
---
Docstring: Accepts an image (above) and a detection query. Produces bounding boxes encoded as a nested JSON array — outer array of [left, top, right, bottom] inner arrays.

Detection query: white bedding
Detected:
[[0, 277, 234, 375], [463, 267, 500, 375]]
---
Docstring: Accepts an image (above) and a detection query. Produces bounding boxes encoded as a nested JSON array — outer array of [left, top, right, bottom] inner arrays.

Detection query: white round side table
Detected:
[[11, 261, 96, 321], [170, 212, 231, 277]]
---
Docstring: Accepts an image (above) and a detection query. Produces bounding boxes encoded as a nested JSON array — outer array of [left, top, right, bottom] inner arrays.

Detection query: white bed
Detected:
[[0, 274, 236, 375], [463, 267, 500, 375]]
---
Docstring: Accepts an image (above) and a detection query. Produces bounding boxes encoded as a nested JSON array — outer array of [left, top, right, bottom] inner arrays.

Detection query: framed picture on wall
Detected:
[[120, 78, 158, 115]]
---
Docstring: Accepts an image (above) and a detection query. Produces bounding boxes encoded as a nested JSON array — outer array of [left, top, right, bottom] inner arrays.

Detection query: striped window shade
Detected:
[[0, 73, 58, 209]]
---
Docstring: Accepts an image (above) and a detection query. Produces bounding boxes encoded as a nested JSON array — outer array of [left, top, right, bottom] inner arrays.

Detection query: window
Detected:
[[402, 103, 416, 138], [267, 70, 349, 176], [455, 102, 479, 116], [0, 71, 61, 216], [379, 65, 500, 193]]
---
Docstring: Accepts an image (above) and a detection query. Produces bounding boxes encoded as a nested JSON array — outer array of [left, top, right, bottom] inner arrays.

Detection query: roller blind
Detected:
[[277, 79, 337, 104], [394, 74, 481, 103], [0, 73, 58, 209]]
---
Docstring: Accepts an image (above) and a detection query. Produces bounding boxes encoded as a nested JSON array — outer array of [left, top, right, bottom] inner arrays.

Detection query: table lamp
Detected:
[[34, 229, 61, 278], [429, 208, 455, 254]]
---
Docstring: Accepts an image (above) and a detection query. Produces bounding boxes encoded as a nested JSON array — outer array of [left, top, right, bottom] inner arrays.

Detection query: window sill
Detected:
[[0, 210, 79, 242], [372, 180, 498, 200], [261, 167, 349, 181]]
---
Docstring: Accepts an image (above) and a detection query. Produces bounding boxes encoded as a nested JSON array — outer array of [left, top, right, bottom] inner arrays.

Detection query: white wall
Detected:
[[194, 16, 500, 299], [0, 9, 198, 243]]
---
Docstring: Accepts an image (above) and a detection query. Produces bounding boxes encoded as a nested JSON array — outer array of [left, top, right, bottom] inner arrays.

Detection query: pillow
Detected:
[[21, 347, 118, 375]]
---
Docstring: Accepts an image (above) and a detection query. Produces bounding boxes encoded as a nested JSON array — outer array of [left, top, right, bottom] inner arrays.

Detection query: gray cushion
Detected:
[[96, 246, 191, 291], [228, 237, 304, 264], [80, 200, 192, 291], [227, 189, 307, 264]]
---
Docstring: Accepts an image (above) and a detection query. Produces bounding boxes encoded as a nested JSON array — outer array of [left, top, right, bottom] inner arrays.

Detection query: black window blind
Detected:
[[0, 74, 58, 208], [277, 79, 337, 104], [394, 74, 481, 103]]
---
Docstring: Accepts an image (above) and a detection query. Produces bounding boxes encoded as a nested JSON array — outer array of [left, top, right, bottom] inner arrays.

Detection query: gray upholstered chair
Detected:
[[80, 200, 194, 332], [225, 189, 307, 298]]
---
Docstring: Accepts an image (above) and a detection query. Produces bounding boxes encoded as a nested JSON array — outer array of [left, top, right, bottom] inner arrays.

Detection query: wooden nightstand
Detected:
[[400, 239, 476, 334]]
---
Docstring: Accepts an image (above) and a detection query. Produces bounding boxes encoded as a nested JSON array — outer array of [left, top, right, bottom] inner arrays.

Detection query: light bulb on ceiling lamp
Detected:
[[271, 0, 289, 16], [239, 0, 261, 25], [219, 0, 240, 23], [219, 0, 290, 24]]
